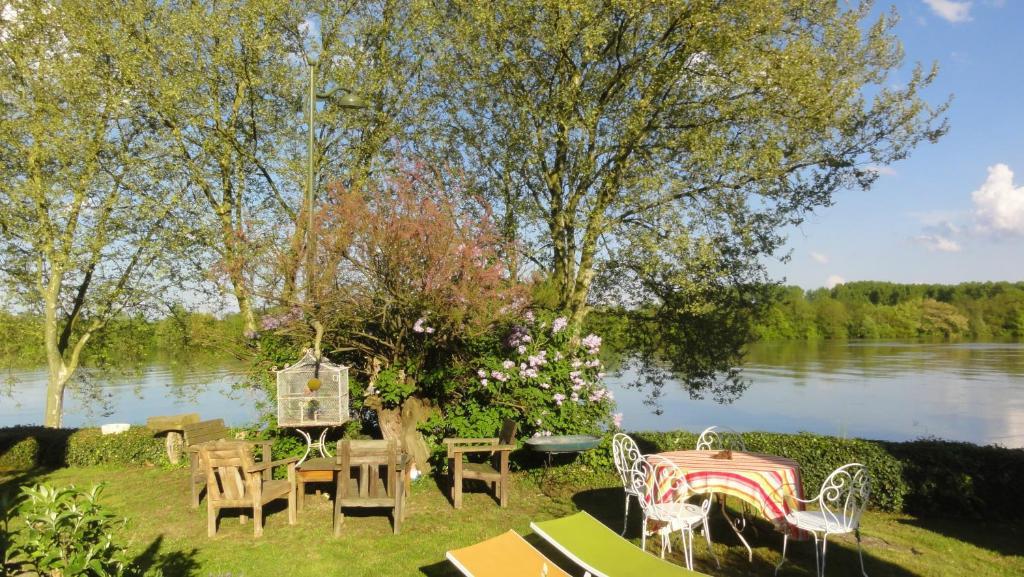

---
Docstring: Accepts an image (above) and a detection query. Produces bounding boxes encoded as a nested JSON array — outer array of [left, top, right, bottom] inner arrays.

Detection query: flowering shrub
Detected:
[[433, 311, 618, 440]]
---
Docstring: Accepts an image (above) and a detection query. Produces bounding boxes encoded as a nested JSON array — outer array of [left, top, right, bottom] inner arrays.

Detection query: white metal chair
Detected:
[[612, 433, 643, 535], [630, 454, 719, 571], [695, 426, 747, 452], [775, 463, 871, 577]]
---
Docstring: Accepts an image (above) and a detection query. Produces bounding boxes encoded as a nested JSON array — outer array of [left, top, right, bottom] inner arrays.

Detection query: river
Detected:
[[3, 341, 1023, 448]]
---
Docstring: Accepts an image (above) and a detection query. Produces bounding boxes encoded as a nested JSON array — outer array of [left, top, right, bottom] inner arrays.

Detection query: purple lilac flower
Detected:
[[570, 392, 579, 402], [506, 325, 530, 347], [613, 413, 624, 428], [480, 378, 489, 387], [554, 351, 564, 361], [585, 359, 601, 368], [552, 393, 566, 406], [582, 333, 602, 354], [538, 382, 550, 389], [522, 368, 539, 378], [524, 310, 535, 323], [551, 316, 568, 333], [477, 369, 488, 378], [517, 345, 527, 354], [491, 370, 509, 382], [502, 360, 516, 370], [571, 359, 582, 369], [413, 318, 427, 333]]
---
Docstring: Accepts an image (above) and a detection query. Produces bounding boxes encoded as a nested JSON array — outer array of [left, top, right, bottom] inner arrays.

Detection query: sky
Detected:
[[764, 0, 1024, 289]]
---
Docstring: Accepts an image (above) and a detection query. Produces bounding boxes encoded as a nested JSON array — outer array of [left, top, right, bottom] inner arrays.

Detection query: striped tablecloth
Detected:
[[656, 450, 807, 539]]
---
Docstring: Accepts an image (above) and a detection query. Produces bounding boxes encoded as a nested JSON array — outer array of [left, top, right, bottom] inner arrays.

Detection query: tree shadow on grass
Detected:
[[898, 516, 1024, 558], [132, 535, 201, 577]]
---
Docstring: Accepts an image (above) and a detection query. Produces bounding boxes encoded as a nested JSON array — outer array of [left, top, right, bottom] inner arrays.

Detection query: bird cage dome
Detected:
[[276, 350, 349, 427]]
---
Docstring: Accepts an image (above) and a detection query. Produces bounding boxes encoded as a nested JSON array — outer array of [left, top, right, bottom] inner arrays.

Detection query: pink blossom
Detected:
[[477, 369, 488, 378], [570, 392, 579, 402], [613, 412, 624, 428], [502, 360, 516, 369], [538, 382, 551, 389], [522, 367, 539, 378], [491, 370, 509, 382], [552, 316, 568, 333], [582, 333, 602, 354], [480, 378, 489, 387], [517, 345, 527, 354], [552, 393, 566, 406]]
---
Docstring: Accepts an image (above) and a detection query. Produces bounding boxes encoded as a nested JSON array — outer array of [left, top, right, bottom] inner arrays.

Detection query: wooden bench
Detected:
[[183, 418, 272, 509], [146, 412, 200, 464]]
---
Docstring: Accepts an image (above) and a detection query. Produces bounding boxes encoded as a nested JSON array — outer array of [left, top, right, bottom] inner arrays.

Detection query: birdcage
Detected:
[[276, 350, 349, 428]]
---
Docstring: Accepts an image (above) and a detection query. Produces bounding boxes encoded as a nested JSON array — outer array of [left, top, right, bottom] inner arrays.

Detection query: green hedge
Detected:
[[0, 426, 167, 469], [882, 439, 1024, 520], [632, 431, 906, 512]]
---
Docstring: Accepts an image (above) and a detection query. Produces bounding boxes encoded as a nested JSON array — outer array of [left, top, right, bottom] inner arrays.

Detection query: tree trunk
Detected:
[[42, 281, 68, 428], [365, 395, 435, 477]]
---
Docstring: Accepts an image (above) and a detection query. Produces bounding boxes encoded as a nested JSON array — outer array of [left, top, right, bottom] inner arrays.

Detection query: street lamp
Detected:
[[303, 52, 370, 301]]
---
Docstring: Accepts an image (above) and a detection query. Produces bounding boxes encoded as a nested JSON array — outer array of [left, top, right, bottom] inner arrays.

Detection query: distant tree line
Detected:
[[0, 307, 246, 368], [752, 281, 1024, 340]]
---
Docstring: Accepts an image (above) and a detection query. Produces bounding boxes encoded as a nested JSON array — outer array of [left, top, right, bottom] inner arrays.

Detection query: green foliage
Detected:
[[752, 281, 1024, 340], [373, 367, 417, 409], [883, 439, 1024, 520], [6, 483, 134, 577], [0, 427, 166, 470], [425, 311, 616, 444]]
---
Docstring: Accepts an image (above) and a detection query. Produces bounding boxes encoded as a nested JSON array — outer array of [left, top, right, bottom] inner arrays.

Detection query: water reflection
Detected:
[[0, 362, 260, 428], [609, 341, 1024, 448]]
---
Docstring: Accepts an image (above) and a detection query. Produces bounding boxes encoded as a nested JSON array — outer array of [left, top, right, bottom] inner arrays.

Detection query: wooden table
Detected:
[[656, 450, 807, 559]]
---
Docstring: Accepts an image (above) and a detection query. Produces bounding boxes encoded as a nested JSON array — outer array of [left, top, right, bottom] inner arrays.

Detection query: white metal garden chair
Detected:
[[695, 425, 747, 451], [775, 463, 871, 577], [630, 454, 719, 571], [612, 432, 643, 535]]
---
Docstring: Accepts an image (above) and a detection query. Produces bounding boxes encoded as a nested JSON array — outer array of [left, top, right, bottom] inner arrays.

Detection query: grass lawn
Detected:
[[3, 465, 1022, 577]]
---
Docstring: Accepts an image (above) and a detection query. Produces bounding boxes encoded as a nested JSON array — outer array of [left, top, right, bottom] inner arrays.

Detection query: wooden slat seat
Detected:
[[199, 441, 298, 538], [183, 418, 271, 509], [334, 439, 405, 536], [443, 420, 517, 509]]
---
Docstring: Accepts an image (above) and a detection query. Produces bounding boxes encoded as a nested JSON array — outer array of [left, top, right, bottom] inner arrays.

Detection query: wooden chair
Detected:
[[334, 439, 405, 536], [198, 441, 298, 537], [184, 418, 272, 509], [443, 420, 517, 509]]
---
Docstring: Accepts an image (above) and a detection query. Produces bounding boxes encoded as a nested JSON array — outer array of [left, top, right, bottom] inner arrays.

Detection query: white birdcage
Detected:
[[276, 350, 349, 428]]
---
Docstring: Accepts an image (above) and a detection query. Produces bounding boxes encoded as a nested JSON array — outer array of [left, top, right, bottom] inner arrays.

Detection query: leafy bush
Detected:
[[883, 439, 1024, 520], [5, 483, 139, 577], [632, 430, 906, 512], [0, 426, 165, 470], [426, 311, 617, 443]]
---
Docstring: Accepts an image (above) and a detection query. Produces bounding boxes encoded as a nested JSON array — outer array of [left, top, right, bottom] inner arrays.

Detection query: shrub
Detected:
[[0, 426, 166, 469], [883, 439, 1024, 520], [65, 427, 166, 468], [5, 483, 135, 577]]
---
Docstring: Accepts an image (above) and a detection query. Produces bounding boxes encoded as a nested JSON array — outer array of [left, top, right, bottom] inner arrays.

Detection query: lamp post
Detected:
[[303, 53, 369, 302]]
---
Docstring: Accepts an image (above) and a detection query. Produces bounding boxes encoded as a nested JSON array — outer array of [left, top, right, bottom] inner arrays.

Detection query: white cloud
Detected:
[[826, 275, 845, 289], [972, 164, 1024, 235], [923, 0, 973, 23], [810, 251, 829, 264], [914, 234, 962, 252]]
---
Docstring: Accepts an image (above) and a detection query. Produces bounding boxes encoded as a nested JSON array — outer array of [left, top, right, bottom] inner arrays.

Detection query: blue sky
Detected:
[[765, 0, 1024, 289]]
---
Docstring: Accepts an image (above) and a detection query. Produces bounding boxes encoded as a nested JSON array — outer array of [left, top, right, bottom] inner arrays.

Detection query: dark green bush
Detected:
[[882, 439, 1024, 520], [0, 426, 165, 469], [65, 427, 166, 468], [632, 430, 906, 512]]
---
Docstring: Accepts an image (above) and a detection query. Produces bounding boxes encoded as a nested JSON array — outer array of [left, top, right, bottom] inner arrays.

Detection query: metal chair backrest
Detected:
[[612, 433, 642, 492], [630, 455, 692, 518], [200, 442, 255, 503], [499, 420, 518, 445], [695, 426, 747, 451], [814, 463, 871, 531]]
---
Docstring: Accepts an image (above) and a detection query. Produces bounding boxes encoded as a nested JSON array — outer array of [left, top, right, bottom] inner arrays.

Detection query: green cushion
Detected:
[[530, 512, 711, 577]]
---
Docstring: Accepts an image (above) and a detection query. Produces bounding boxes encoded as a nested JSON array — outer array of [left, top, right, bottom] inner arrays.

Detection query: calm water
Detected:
[[2, 341, 1023, 448], [610, 341, 1024, 448]]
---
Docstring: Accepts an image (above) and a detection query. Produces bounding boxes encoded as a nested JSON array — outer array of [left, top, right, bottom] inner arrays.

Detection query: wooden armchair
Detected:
[[198, 441, 298, 538], [443, 420, 517, 509], [184, 418, 271, 509], [334, 439, 406, 536]]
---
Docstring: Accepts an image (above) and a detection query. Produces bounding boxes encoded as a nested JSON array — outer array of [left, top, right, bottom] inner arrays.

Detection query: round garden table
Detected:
[[655, 450, 807, 560]]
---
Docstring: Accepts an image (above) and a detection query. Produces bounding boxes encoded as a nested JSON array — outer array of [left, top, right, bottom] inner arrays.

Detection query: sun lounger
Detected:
[[446, 530, 574, 577], [530, 512, 711, 577]]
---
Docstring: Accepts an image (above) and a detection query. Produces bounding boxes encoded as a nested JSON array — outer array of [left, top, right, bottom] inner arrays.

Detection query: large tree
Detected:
[[0, 1, 179, 427], [428, 0, 947, 330]]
